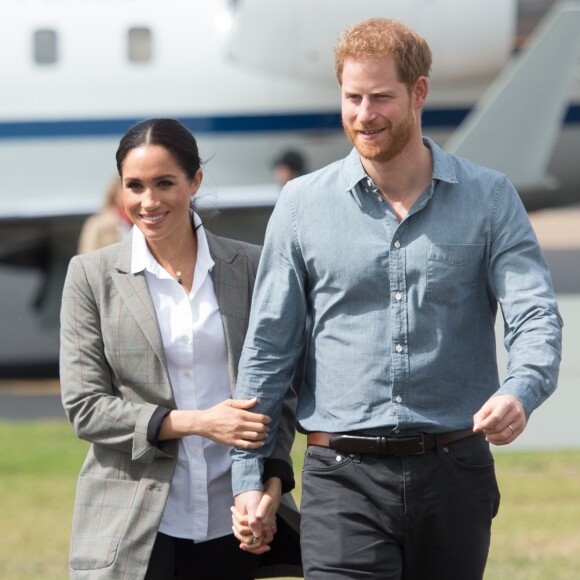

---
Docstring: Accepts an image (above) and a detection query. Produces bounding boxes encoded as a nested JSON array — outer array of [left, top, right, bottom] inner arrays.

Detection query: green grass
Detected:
[[1, 422, 579, 579], [0, 422, 88, 580], [485, 451, 580, 579]]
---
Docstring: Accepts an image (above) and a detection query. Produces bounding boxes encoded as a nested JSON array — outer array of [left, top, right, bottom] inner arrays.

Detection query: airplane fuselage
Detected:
[[0, 0, 578, 374]]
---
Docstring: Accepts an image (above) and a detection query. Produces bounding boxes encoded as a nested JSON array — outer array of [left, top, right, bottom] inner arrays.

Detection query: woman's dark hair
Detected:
[[116, 118, 201, 180]]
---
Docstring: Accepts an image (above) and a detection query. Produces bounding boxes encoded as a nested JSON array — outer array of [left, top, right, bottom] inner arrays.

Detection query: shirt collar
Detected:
[[130, 211, 215, 277], [342, 136, 459, 193], [343, 148, 370, 192], [423, 136, 458, 185]]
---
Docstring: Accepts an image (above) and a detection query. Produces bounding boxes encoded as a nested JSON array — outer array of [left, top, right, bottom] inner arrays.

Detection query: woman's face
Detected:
[[121, 144, 202, 246]]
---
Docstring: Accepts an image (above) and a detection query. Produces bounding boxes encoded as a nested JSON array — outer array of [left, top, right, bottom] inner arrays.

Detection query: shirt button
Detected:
[[395, 395, 403, 404], [394, 429, 400, 434], [180, 335, 190, 345], [192, 448, 202, 457], [393, 240, 401, 249], [182, 371, 191, 379], [395, 292, 402, 301], [395, 344, 403, 353]]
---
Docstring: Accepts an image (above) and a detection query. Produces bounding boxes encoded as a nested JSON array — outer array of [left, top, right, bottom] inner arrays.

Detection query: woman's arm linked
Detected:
[[158, 397, 270, 449]]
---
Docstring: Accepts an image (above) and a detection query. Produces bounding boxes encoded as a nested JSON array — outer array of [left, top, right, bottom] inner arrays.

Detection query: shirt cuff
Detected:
[[231, 458, 264, 496], [146, 406, 173, 446], [263, 458, 295, 494], [496, 379, 537, 419]]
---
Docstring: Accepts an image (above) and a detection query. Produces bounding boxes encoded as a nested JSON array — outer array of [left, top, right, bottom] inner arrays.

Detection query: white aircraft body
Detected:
[[0, 0, 579, 374]]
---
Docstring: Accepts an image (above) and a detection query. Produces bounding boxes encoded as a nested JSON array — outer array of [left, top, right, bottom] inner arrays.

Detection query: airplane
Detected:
[[0, 0, 579, 376]]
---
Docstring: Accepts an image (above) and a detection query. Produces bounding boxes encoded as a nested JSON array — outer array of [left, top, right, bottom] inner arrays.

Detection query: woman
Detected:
[[60, 118, 301, 579]]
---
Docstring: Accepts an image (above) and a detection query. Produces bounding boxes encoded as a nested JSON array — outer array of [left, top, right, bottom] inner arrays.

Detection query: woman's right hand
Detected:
[[159, 398, 271, 448]]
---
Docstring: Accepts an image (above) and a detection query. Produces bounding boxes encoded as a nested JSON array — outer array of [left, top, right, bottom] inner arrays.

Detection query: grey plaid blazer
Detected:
[[60, 230, 300, 579]]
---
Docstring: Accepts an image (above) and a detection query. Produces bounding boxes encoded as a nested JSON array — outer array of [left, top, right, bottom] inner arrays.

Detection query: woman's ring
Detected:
[[508, 424, 515, 434], [251, 535, 261, 545]]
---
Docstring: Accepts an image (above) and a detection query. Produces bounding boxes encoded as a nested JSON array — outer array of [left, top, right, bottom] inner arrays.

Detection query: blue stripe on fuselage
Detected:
[[0, 105, 579, 139]]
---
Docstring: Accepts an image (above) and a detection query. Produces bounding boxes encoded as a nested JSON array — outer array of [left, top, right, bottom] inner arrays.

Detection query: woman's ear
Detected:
[[190, 169, 203, 195]]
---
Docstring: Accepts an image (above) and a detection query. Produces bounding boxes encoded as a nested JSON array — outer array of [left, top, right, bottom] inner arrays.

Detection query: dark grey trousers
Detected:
[[300, 433, 500, 580]]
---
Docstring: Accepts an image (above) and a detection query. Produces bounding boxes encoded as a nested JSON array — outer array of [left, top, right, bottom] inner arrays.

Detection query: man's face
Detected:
[[341, 56, 418, 163]]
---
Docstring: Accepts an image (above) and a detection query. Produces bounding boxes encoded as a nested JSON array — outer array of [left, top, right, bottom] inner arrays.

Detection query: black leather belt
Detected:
[[307, 429, 475, 456]]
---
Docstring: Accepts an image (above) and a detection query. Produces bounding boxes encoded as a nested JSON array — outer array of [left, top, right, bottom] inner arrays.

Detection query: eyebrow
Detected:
[[342, 87, 393, 96], [124, 173, 179, 182]]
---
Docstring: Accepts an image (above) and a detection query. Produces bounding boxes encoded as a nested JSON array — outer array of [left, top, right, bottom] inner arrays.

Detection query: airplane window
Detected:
[[128, 27, 152, 63], [33, 29, 58, 65]]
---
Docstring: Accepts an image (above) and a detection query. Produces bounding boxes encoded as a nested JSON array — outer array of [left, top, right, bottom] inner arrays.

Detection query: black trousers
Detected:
[[300, 433, 501, 580], [145, 532, 260, 580]]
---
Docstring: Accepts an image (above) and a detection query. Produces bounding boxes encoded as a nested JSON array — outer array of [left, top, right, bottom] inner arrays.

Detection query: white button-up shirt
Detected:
[[131, 214, 233, 541]]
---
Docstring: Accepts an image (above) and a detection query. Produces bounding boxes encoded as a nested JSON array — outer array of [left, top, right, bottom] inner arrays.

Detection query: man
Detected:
[[231, 18, 562, 579], [272, 150, 307, 187]]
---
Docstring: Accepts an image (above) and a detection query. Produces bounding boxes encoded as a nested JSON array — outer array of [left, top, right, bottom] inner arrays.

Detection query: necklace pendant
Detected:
[[176, 271, 183, 285]]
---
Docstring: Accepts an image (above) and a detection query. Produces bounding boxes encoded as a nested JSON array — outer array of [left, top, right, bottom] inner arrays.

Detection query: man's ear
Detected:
[[413, 76, 429, 110]]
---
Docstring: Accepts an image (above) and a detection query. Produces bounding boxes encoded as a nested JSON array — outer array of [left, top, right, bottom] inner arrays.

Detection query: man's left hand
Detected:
[[473, 394, 527, 445]]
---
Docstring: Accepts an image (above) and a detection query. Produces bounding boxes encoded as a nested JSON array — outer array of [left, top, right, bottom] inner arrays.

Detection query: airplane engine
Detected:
[[224, 0, 517, 86]]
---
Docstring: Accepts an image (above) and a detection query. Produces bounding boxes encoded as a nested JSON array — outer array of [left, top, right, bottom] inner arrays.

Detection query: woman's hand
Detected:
[[159, 398, 271, 448], [232, 477, 282, 554], [197, 398, 271, 447]]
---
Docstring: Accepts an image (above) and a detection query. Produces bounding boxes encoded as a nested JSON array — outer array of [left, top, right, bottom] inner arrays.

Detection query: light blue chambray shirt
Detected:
[[231, 137, 562, 494]]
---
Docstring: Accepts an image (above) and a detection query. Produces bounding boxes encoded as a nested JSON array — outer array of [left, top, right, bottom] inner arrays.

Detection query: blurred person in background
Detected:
[[272, 150, 307, 187], [77, 175, 132, 253]]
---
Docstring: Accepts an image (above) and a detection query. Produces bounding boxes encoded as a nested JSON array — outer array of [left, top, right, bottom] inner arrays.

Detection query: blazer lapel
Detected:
[[111, 236, 168, 369], [207, 232, 251, 394]]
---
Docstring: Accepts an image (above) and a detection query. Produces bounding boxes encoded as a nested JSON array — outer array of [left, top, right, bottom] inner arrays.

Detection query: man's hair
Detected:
[[334, 18, 432, 88]]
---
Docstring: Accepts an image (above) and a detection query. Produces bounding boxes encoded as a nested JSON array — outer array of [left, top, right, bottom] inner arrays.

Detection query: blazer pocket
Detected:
[[426, 243, 485, 307], [70, 477, 138, 570]]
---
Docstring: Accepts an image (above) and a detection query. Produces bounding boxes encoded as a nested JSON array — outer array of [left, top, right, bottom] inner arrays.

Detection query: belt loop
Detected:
[[418, 433, 426, 453], [380, 436, 388, 455]]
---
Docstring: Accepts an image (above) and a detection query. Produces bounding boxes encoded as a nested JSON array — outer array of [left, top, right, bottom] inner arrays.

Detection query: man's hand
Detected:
[[232, 478, 282, 554], [473, 394, 527, 445], [232, 490, 268, 554]]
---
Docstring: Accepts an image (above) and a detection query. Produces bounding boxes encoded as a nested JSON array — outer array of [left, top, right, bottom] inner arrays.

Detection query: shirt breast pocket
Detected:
[[426, 243, 485, 307]]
